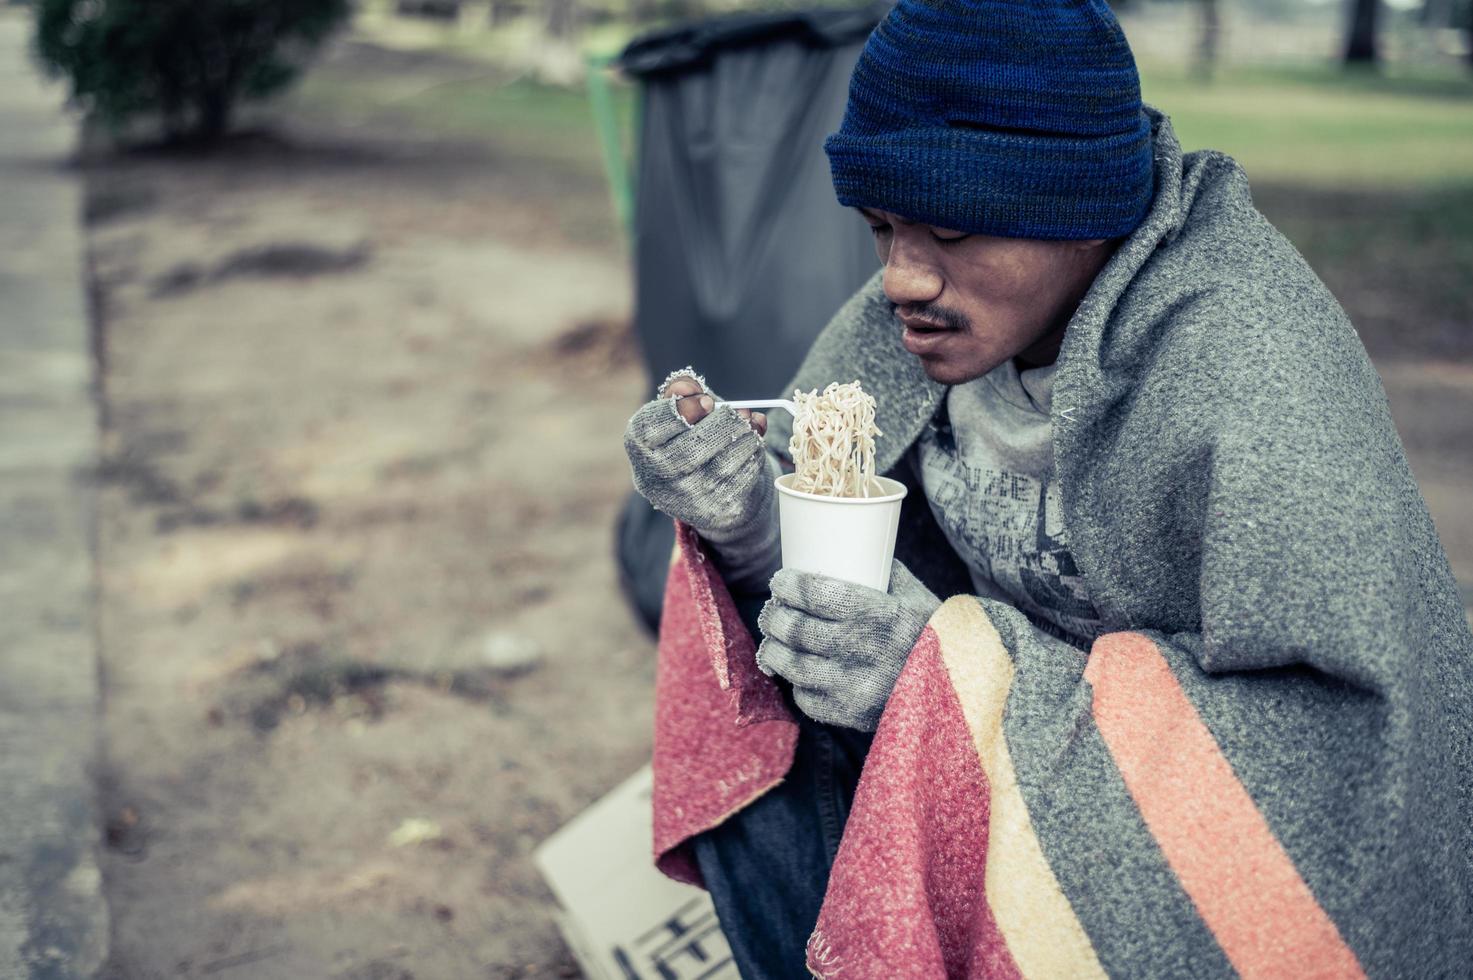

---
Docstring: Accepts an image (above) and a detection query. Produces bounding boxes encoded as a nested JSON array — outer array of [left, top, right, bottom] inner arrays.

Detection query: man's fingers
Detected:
[[792, 687, 857, 730], [674, 392, 715, 425], [633, 408, 762, 481], [624, 398, 689, 453], [735, 408, 768, 437], [754, 636, 832, 689], [754, 634, 791, 679], [625, 394, 717, 453], [759, 602, 845, 658], [659, 376, 714, 425], [769, 567, 885, 621], [660, 377, 703, 399], [654, 375, 759, 432]]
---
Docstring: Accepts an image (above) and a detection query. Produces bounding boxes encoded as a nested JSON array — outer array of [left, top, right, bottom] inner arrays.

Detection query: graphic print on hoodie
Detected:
[[915, 358, 1105, 648]]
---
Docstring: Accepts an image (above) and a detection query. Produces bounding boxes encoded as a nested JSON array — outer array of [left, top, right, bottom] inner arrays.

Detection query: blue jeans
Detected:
[[690, 687, 874, 980]]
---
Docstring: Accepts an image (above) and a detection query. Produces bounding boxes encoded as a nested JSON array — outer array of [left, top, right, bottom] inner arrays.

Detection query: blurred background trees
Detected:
[[29, 0, 1473, 144], [380, 0, 1469, 79], [34, 0, 351, 142]]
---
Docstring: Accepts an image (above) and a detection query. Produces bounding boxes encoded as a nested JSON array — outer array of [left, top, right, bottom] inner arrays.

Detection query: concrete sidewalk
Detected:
[[0, 9, 109, 978]]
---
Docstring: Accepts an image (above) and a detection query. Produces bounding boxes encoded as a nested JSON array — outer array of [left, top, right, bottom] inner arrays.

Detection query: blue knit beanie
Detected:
[[825, 0, 1155, 240]]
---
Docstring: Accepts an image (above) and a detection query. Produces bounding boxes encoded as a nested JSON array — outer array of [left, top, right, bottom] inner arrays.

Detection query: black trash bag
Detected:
[[613, 8, 885, 634]]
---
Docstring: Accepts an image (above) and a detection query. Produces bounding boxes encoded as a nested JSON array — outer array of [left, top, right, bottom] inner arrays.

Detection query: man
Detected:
[[623, 0, 1473, 975]]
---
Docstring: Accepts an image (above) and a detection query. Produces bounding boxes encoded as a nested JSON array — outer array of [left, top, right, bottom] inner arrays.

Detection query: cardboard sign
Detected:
[[535, 765, 738, 980]]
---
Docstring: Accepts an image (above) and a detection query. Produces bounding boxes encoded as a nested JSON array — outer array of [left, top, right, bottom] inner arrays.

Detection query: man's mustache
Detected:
[[890, 301, 972, 332]]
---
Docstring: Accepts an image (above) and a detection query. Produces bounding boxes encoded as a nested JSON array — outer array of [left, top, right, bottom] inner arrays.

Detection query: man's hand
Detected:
[[623, 368, 780, 589], [757, 561, 941, 731]]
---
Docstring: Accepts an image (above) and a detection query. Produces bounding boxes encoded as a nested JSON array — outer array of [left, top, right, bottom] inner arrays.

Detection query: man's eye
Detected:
[[931, 230, 969, 245], [867, 224, 891, 237]]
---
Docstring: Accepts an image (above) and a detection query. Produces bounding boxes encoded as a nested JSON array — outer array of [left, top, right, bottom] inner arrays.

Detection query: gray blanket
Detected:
[[762, 105, 1473, 976]]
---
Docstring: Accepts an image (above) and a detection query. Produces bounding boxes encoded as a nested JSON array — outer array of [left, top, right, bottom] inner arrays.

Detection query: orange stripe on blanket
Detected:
[[1084, 633, 1365, 980], [931, 598, 1108, 980]]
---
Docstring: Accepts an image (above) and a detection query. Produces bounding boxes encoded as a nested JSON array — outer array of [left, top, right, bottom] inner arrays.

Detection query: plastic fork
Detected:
[[714, 399, 798, 415]]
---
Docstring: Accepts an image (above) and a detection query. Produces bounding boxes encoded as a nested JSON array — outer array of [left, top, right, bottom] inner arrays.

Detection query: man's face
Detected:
[[859, 207, 1116, 385]]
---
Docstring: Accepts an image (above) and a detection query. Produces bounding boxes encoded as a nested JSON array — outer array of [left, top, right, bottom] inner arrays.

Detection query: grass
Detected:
[[289, 66, 636, 176], [1139, 61, 1473, 188], [1135, 60, 1473, 356], [1255, 181, 1473, 359]]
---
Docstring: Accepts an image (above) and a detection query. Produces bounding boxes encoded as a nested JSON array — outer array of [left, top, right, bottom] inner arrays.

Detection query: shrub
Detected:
[[33, 0, 352, 143]]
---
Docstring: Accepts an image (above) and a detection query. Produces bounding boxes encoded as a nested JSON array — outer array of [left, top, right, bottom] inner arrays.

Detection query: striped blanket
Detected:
[[815, 599, 1362, 979], [651, 523, 1468, 978]]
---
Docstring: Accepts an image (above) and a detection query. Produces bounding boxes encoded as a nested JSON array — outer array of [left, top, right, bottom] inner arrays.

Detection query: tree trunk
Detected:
[[1194, 0, 1220, 81], [194, 85, 235, 144], [156, 79, 187, 143], [545, 0, 579, 40], [488, 0, 515, 27], [1344, 0, 1380, 64]]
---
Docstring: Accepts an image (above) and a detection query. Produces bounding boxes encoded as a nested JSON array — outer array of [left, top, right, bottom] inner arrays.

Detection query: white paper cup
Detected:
[[774, 474, 908, 593]]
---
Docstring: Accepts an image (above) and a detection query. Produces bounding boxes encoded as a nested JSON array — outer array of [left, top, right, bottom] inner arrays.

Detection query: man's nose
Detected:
[[882, 237, 943, 308]]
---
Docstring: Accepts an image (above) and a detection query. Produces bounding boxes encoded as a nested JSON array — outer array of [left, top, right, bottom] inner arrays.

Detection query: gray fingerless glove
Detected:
[[623, 373, 781, 591], [756, 560, 941, 731]]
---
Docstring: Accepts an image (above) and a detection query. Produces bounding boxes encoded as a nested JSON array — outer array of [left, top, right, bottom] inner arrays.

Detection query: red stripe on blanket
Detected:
[[809, 627, 1022, 980], [1085, 633, 1365, 980], [651, 524, 798, 886]]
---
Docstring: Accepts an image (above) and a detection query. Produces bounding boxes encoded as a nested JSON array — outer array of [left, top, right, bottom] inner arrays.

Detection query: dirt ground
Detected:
[[82, 33, 1472, 980], [87, 42, 650, 980]]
